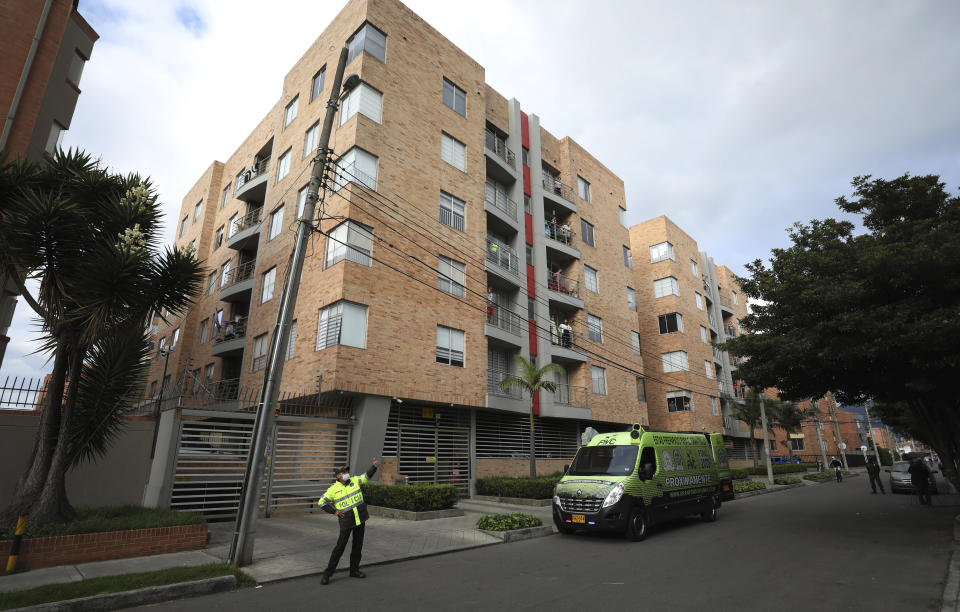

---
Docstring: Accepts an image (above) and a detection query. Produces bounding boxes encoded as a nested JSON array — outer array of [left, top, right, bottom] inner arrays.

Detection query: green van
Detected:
[[553, 424, 725, 540]]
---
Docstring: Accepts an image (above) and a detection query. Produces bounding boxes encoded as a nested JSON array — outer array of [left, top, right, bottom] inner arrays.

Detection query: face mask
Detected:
[[340, 473, 351, 482]]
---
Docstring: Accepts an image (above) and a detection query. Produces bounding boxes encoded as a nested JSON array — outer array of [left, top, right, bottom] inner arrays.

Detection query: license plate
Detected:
[[723, 485, 730, 491], [572, 514, 585, 524]]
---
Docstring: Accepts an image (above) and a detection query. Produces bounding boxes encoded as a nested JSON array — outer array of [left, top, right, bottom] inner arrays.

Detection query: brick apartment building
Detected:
[[0, 0, 98, 368], [145, 0, 649, 509]]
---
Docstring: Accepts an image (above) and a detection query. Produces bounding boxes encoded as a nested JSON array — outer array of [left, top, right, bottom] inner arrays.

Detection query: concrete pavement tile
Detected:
[[0, 565, 83, 593]]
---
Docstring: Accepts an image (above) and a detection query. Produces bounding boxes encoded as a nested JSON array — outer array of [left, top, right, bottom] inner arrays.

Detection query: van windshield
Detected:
[[569, 445, 638, 476]]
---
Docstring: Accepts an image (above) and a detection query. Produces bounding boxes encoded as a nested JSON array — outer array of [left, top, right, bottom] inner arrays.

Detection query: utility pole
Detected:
[[229, 47, 357, 567], [813, 399, 828, 472], [149, 346, 173, 459], [829, 392, 848, 469], [864, 398, 883, 467], [758, 391, 774, 485]]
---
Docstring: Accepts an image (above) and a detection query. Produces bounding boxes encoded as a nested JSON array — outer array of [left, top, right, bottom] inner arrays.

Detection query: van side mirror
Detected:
[[562, 464, 569, 474]]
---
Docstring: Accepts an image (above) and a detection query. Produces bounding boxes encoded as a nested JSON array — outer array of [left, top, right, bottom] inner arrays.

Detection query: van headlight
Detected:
[[602, 482, 625, 508], [553, 485, 561, 507]]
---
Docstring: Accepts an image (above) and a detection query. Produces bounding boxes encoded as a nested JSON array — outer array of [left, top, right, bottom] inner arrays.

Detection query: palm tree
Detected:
[[499, 356, 565, 479], [0, 150, 204, 526], [771, 401, 814, 461]]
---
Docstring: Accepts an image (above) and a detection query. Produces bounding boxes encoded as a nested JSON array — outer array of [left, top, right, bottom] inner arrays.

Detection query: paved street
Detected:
[[140, 479, 959, 611]]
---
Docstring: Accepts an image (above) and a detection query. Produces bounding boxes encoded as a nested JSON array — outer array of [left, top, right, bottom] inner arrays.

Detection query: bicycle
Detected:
[[834, 465, 843, 483]]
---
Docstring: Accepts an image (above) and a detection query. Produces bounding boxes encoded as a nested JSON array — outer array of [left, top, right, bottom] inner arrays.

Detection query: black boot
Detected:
[[350, 570, 366, 578], [321, 573, 330, 585]]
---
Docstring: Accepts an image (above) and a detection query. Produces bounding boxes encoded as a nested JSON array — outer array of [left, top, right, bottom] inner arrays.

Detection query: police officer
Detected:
[[866, 457, 885, 494], [319, 459, 380, 585]]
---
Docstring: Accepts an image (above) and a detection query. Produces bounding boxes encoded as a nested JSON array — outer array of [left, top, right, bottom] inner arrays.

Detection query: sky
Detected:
[[4, 0, 960, 380]]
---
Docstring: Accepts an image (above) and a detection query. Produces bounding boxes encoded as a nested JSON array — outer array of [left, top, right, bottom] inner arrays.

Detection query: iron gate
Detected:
[[390, 405, 471, 495]]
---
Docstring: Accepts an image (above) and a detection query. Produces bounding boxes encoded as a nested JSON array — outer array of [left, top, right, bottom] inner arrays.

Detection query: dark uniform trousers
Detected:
[[326, 523, 365, 574]]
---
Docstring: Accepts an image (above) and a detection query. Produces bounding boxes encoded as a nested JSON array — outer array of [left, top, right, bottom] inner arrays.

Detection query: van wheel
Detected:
[[625, 508, 648, 541], [701, 497, 718, 522]]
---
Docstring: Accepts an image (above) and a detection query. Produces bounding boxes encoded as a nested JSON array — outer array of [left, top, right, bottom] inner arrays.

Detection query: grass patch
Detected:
[[3, 505, 205, 539], [476, 513, 543, 531], [774, 477, 803, 485], [734, 480, 766, 493], [0, 563, 252, 611], [803, 472, 835, 481]]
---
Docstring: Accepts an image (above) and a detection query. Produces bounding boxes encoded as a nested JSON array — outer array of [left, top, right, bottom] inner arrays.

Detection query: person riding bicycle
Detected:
[[829, 456, 843, 483]]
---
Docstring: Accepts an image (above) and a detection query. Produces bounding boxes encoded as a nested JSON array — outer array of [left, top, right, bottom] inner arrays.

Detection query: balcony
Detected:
[[235, 158, 270, 203], [544, 220, 580, 260], [718, 294, 735, 315], [546, 271, 583, 310], [484, 187, 518, 225], [487, 368, 523, 400], [210, 317, 247, 358], [486, 237, 520, 283], [486, 305, 525, 348], [227, 207, 263, 251], [549, 327, 588, 363], [542, 176, 577, 213], [553, 383, 588, 410], [219, 260, 256, 303], [713, 346, 724, 364], [484, 129, 517, 184], [708, 312, 720, 333]]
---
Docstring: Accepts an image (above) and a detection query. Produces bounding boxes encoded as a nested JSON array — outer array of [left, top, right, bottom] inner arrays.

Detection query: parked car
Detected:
[[887, 460, 938, 494]]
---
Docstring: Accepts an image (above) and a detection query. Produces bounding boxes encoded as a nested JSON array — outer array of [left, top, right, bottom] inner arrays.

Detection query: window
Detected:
[[215, 309, 223, 328], [149, 380, 158, 397], [581, 219, 595, 246], [45, 121, 65, 154], [441, 132, 466, 171], [67, 50, 86, 85], [658, 313, 683, 334], [653, 276, 679, 298], [577, 176, 591, 201], [436, 325, 464, 367], [284, 95, 299, 128], [584, 266, 599, 293], [297, 185, 308, 220], [311, 67, 326, 102], [179, 217, 188, 237], [623, 245, 633, 268], [700, 325, 708, 343], [304, 121, 319, 158], [587, 314, 603, 342], [790, 437, 805, 451], [347, 22, 387, 64], [650, 241, 674, 263], [619, 207, 627, 228], [339, 82, 382, 126], [206, 271, 216, 295], [334, 147, 378, 191], [252, 334, 268, 371], [695, 292, 704, 310], [269, 205, 284, 240], [204, 363, 215, 385], [636, 377, 646, 402], [662, 350, 688, 373], [261, 267, 276, 303], [158, 336, 167, 352], [317, 301, 368, 350], [667, 390, 692, 412], [442, 78, 466, 116], [710, 396, 719, 416], [188, 239, 195, 252], [705, 361, 714, 379], [591, 366, 606, 395], [171, 327, 180, 348], [732, 290, 739, 305], [325, 220, 373, 267], [214, 226, 224, 249], [691, 259, 699, 277], [438, 256, 466, 297], [221, 185, 230, 208], [286, 320, 297, 361], [276, 149, 291, 182], [199, 319, 209, 344], [227, 213, 238, 237], [193, 201, 202, 222], [439, 191, 465, 231], [631, 331, 641, 354], [627, 287, 637, 311]]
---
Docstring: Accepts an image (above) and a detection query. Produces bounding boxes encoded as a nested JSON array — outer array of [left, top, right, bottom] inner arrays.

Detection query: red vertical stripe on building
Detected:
[[526, 263, 536, 297], [528, 320, 538, 355], [522, 165, 531, 196], [520, 111, 530, 150], [524, 213, 533, 246]]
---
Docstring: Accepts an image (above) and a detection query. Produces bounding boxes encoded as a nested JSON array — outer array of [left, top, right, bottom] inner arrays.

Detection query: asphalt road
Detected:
[[140, 477, 959, 611]]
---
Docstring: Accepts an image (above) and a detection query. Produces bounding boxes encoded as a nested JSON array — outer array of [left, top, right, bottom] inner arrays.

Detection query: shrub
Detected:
[[774, 477, 802, 485], [475, 474, 563, 499], [4, 506, 205, 539], [476, 513, 543, 531], [730, 467, 750, 480], [734, 480, 766, 493], [361, 483, 459, 512], [803, 472, 834, 482], [747, 464, 809, 475]]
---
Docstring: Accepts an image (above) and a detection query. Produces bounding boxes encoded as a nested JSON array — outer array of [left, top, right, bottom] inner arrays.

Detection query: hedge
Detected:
[[774, 477, 802, 485], [747, 464, 810, 475], [2, 506, 205, 540], [360, 483, 459, 512], [730, 467, 749, 480], [734, 481, 766, 493], [476, 513, 543, 531], [475, 473, 563, 499]]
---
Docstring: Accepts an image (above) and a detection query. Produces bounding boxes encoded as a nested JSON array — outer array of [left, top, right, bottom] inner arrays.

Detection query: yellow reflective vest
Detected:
[[319, 473, 370, 528]]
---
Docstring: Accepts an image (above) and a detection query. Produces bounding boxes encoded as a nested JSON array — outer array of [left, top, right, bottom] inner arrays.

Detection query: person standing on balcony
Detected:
[[318, 460, 380, 585], [554, 175, 562, 195], [560, 320, 573, 348]]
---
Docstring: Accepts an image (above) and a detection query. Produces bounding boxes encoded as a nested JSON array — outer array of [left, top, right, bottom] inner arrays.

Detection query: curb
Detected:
[[734, 482, 805, 499], [366, 506, 464, 521], [472, 496, 552, 507], [9, 575, 236, 612], [479, 525, 554, 543]]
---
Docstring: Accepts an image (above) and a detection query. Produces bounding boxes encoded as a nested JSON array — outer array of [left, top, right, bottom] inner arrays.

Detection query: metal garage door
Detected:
[[391, 405, 471, 496]]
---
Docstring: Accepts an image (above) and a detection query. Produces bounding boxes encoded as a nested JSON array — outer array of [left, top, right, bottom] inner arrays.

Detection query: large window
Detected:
[[334, 147, 378, 191], [442, 78, 466, 116], [658, 312, 683, 334], [261, 267, 276, 303], [439, 191, 465, 231], [269, 205, 284, 240], [252, 334, 268, 371], [311, 67, 326, 102], [436, 325, 464, 367], [220, 260, 231, 287], [304, 121, 319, 158], [587, 314, 603, 343], [577, 176, 590, 201], [284, 95, 298, 128], [627, 287, 637, 311], [276, 148, 291, 182], [650, 241, 674, 263], [662, 350, 688, 373], [591, 365, 606, 395], [584, 265, 599, 293], [325, 220, 373, 267], [339, 82, 383, 126], [438, 255, 466, 297], [667, 390, 692, 412], [653, 276, 679, 298], [581, 219, 595, 246], [631, 331, 641, 354], [347, 22, 387, 64], [317, 301, 368, 350], [441, 132, 466, 171]]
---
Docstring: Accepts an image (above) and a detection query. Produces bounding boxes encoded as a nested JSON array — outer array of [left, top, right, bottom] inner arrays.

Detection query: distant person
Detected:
[[908, 458, 932, 506], [829, 456, 843, 483], [866, 457, 885, 494], [559, 320, 573, 348]]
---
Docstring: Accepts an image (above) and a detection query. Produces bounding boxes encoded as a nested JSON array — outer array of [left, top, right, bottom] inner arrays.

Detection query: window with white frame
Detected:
[[591, 365, 606, 395], [219, 260, 231, 287], [261, 267, 276, 303], [710, 396, 719, 416], [695, 292, 704, 310], [650, 241, 674, 263], [339, 82, 383, 126], [441, 132, 466, 171], [214, 226, 223, 250], [581, 219, 595, 246], [436, 325, 464, 367], [252, 334, 268, 371], [227, 213, 238, 237], [627, 287, 637, 311], [199, 319, 209, 344], [631, 331, 641, 354], [311, 67, 326, 102], [206, 271, 216, 295], [653, 276, 679, 298], [442, 78, 466, 116], [577, 176, 590, 201], [221, 185, 230, 208], [662, 350, 688, 372], [619, 207, 627, 228], [204, 363, 215, 385], [158, 336, 167, 352], [324, 220, 373, 267], [587, 314, 603, 342], [284, 95, 298, 128], [304, 121, 319, 158], [438, 255, 466, 297], [584, 265, 599, 293], [347, 22, 386, 64], [636, 377, 646, 402], [334, 147, 378, 191], [269, 205, 284, 240], [297, 185, 308, 220], [732, 290, 739, 305], [439, 191, 465, 231], [691, 259, 699, 277], [276, 148, 291, 182], [700, 325, 708, 343], [171, 327, 180, 347], [316, 301, 368, 350], [658, 312, 683, 334], [667, 390, 692, 412], [179, 217, 188, 237], [623, 245, 633, 268], [194, 201, 202, 222], [705, 361, 713, 379], [285, 320, 297, 360]]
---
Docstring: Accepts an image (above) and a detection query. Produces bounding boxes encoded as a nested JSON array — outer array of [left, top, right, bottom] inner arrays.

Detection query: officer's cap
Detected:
[[334, 465, 350, 476]]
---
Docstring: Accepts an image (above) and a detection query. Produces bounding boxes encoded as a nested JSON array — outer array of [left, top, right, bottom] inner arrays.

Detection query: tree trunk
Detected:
[[0, 349, 68, 527], [749, 426, 758, 467], [529, 399, 537, 480]]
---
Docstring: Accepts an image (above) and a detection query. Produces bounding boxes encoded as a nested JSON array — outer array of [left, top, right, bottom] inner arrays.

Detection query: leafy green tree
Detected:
[[770, 401, 814, 461], [724, 174, 960, 489], [729, 391, 775, 467], [499, 356, 565, 479]]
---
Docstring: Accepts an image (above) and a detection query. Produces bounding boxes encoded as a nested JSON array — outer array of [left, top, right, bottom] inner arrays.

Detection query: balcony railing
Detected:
[[213, 316, 247, 343], [545, 220, 575, 247], [486, 237, 519, 275], [485, 189, 518, 220], [487, 305, 524, 336], [547, 272, 580, 299], [713, 346, 724, 363], [726, 324, 737, 337], [550, 325, 577, 349], [718, 295, 733, 310], [554, 383, 588, 409], [542, 176, 574, 201], [236, 158, 270, 191], [484, 129, 515, 169], [439, 206, 465, 232], [487, 369, 522, 398], [229, 207, 262, 237], [708, 313, 720, 331], [221, 260, 256, 290]]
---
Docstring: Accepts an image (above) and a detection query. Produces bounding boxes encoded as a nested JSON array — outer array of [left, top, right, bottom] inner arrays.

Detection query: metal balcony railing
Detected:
[[550, 325, 577, 349], [486, 237, 519, 275], [547, 272, 580, 298], [229, 207, 262, 237], [213, 316, 247, 343], [485, 189, 518, 220], [220, 260, 256, 290], [486, 305, 524, 336], [545, 220, 575, 247], [236, 158, 270, 191], [542, 176, 574, 201], [726, 324, 737, 337], [439, 206, 465, 231], [708, 313, 720, 331], [487, 369, 523, 399], [713, 346, 724, 363], [484, 129, 515, 168], [554, 383, 588, 409]]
